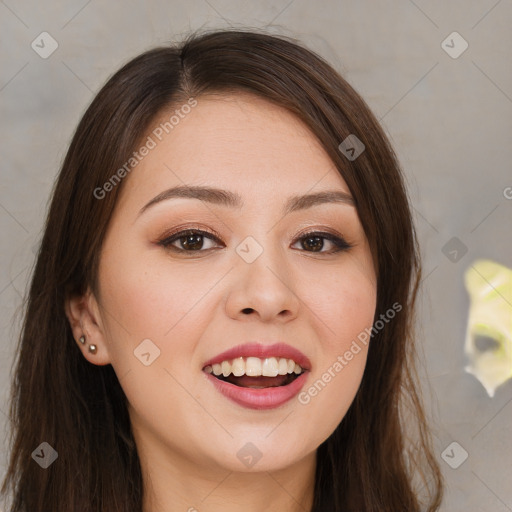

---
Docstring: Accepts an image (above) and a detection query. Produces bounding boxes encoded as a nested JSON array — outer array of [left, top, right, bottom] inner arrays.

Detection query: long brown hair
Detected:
[[1, 29, 443, 511]]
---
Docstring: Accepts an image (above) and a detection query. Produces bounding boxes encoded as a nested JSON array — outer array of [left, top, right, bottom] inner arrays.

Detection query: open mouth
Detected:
[[212, 373, 301, 388], [204, 356, 305, 389]]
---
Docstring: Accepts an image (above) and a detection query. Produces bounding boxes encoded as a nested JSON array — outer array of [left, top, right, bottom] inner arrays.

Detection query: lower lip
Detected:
[[205, 372, 309, 410]]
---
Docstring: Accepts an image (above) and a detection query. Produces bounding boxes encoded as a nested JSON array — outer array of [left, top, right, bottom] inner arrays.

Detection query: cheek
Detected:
[[98, 241, 220, 342], [294, 260, 376, 436], [305, 259, 377, 348], [299, 350, 368, 447], [96, 249, 218, 436], [96, 244, 228, 401]]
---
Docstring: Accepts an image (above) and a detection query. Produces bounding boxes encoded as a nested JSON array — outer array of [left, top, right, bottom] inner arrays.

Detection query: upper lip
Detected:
[[203, 342, 311, 371]]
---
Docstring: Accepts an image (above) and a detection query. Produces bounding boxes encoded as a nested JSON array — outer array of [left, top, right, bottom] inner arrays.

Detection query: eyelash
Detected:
[[157, 226, 353, 255]]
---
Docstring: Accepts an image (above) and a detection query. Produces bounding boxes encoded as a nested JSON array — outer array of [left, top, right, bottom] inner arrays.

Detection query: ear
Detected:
[[64, 287, 112, 366]]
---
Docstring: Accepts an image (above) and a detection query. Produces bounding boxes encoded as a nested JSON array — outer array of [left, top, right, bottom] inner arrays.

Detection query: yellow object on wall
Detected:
[[464, 259, 512, 397]]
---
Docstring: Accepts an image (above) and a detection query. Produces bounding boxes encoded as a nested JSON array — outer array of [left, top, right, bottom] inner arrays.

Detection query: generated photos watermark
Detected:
[[298, 302, 402, 404], [93, 97, 198, 200]]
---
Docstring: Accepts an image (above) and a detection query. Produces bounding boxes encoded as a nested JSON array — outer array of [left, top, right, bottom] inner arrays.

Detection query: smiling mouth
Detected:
[[204, 356, 305, 389]]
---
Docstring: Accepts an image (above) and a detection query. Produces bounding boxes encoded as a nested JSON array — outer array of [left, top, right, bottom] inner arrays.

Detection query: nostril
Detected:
[[242, 308, 254, 314]]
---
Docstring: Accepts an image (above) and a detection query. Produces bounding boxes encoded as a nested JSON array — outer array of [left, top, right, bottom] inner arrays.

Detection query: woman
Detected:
[[1, 29, 443, 511]]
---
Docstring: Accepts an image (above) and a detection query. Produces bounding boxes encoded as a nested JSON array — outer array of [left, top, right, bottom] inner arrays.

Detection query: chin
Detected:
[[203, 431, 316, 474]]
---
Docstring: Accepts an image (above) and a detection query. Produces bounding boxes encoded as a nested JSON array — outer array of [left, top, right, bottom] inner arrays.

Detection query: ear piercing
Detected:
[[78, 335, 97, 354]]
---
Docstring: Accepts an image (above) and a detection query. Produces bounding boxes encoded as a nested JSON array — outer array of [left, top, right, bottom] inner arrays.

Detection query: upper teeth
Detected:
[[204, 357, 303, 377]]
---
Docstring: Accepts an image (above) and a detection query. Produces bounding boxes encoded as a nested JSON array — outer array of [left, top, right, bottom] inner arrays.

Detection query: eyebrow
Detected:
[[137, 184, 355, 218]]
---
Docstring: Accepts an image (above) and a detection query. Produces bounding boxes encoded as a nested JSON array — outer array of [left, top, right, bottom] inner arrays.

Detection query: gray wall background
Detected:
[[1, 1, 511, 511]]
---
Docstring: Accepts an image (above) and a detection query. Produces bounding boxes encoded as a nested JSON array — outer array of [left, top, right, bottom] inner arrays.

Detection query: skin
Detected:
[[66, 92, 377, 512]]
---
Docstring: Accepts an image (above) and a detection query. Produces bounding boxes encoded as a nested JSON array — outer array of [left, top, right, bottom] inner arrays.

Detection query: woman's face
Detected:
[[85, 92, 377, 474]]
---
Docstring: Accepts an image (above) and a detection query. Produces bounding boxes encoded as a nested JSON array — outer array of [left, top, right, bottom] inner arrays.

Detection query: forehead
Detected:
[[119, 92, 351, 211]]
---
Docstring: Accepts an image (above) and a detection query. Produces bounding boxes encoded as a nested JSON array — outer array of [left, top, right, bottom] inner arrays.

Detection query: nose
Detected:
[[224, 242, 300, 324]]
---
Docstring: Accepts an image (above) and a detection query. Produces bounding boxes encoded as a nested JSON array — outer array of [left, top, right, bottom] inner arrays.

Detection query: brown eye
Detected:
[[292, 231, 352, 254], [159, 229, 223, 252]]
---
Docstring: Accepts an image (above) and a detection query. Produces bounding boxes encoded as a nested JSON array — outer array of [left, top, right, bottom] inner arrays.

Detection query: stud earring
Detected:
[[78, 335, 97, 354]]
